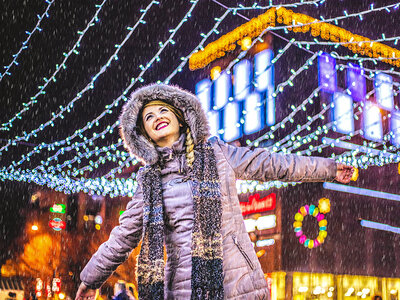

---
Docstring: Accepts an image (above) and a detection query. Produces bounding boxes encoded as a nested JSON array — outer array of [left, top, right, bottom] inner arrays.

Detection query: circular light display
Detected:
[[293, 204, 327, 249]]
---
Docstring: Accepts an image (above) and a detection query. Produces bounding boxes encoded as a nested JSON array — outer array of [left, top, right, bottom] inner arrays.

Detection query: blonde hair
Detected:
[[138, 100, 195, 167], [185, 127, 195, 168]]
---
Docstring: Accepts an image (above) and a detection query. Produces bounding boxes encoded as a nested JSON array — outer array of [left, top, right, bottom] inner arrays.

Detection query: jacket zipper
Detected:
[[232, 235, 255, 270], [168, 248, 181, 290], [168, 268, 176, 290]]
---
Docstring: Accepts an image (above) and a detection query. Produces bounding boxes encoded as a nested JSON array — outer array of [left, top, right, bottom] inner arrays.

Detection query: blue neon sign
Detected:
[[346, 64, 366, 102], [318, 52, 399, 144], [318, 53, 337, 93], [332, 92, 354, 135], [375, 73, 394, 111], [195, 49, 275, 142]]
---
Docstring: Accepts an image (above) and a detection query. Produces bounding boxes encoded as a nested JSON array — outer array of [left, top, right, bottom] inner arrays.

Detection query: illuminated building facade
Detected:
[[191, 28, 400, 299]]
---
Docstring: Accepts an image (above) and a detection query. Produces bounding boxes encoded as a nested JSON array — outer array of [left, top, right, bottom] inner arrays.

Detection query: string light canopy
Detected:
[[1, 1, 400, 197]]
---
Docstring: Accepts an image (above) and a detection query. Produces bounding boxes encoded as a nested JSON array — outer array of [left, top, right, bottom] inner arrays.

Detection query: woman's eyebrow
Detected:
[[144, 111, 154, 119]]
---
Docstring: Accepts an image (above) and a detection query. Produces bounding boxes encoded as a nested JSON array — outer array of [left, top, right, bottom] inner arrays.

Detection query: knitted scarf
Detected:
[[136, 141, 224, 300]]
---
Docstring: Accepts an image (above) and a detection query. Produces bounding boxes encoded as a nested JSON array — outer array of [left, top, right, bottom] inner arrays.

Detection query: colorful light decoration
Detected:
[[0, 0, 197, 154], [189, 4, 400, 70], [49, 218, 66, 231], [351, 168, 359, 181], [293, 203, 328, 249], [318, 197, 331, 214], [0, 0, 230, 197], [50, 204, 66, 214], [0, 0, 55, 82], [1, 0, 108, 131], [1, 1, 400, 199]]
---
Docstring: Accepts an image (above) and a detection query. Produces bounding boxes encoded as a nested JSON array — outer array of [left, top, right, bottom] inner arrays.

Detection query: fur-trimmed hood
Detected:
[[119, 84, 210, 165]]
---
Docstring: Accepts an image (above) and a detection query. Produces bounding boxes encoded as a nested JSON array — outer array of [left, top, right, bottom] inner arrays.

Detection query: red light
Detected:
[[240, 193, 276, 216]]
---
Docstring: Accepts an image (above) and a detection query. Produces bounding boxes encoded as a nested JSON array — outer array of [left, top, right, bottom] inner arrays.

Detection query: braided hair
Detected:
[[185, 127, 195, 168]]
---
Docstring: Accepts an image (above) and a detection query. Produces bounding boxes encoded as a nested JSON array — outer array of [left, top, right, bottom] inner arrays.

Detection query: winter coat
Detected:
[[80, 84, 337, 299]]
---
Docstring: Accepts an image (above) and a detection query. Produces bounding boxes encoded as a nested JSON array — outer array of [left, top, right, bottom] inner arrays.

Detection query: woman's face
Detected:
[[142, 105, 181, 148]]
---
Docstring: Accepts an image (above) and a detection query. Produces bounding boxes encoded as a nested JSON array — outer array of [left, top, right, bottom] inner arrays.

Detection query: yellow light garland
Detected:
[[189, 7, 400, 70]]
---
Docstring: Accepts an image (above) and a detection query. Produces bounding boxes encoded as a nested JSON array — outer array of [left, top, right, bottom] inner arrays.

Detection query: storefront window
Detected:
[[337, 274, 378, 299], [292, 272, 335, 300], [384, 277, 400, 300], [267, 272, 286, 300], [289, 273, 400, 300]]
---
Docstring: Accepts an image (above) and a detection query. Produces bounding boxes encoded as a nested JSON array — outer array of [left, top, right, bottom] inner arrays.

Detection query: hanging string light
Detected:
[[0, 0, 55, 82], [1, 0, 120, 131]]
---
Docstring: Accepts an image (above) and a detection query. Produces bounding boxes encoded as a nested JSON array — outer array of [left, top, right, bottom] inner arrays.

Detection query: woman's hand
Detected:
[[75, 282, 97, 300], [335, 163, 354, 183]]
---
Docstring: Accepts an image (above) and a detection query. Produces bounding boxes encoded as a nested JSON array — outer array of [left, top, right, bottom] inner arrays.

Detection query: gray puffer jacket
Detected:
[[80, 84, 337, 299]]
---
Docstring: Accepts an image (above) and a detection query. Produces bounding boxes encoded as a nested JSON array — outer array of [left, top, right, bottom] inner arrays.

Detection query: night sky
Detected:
[[1, 0, 400, 268]]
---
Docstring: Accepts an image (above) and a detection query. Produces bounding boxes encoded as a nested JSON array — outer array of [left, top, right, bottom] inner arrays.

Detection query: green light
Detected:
[[50, 204, 66, 213]]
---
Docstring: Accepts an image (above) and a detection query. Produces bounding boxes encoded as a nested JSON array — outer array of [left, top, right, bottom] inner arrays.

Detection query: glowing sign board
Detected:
[[50, 204, 66, 214], [255, 49, 273, 92], [346, 64, 366, 101], [375, 73, 394, 111], [240, 193, 276, 216], [256, 215, 277, 230], [234, 59, 251, 100], [49, 218, 66, 231], [243, 215, 276, 232], [318, 53, 337, 93], [244, 93, 263, 135], [319, 52, 400, 147], [332, 92, 354, 134], [391, 111, 400, 147], [363, 102, 383, 142], [214, 72, 230, 110], [208, 110, 220, 137], [195, 49, 275, 141], [195, 79, 211, 112], [256, 238, 275, 247], [223, 102, 240, 142]]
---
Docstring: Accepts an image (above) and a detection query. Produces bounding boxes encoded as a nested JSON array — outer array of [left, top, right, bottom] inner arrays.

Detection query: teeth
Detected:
[[156, 122, 167, 130]]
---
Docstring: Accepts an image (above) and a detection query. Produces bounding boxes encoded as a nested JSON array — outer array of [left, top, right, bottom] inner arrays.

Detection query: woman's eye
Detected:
[[160, 108, 168, 113], [145, 115, 153, 121]]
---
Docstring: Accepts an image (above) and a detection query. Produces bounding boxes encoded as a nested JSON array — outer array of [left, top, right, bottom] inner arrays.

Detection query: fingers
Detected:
[[75, 283, 94, 300], [76, 293, 96, 300], [335, 163, 354, 183]]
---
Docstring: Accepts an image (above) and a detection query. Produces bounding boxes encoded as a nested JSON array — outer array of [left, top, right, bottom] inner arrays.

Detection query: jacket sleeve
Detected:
[[215, 138, 337, 182], [80, 184, 144, 289]]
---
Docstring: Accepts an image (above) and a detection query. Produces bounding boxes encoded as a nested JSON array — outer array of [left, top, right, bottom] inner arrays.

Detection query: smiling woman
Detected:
[[140, 103, 183, 148], [76, 84, 353, 300]]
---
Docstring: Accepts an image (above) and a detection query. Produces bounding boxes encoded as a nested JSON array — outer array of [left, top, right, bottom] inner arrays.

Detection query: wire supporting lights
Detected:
[[189, 3, 400, 70], [1, 0, 108, 131], [164, 8, 231, 84], [0, 167, 139, 197], [227, 0, 326, 10], [1, 0, 234, 196], [3, 0, 400, 198], [236, 180, 297, 194], [2, 0, 198, 169], [0, 0, 160, 141], [293, 200, 330, 249], [0, 0, 55, 83]]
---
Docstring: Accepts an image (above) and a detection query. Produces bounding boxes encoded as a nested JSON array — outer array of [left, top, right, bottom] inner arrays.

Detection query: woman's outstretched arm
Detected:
[[76, 184, 144, 296], [215, 138, 352, 183]]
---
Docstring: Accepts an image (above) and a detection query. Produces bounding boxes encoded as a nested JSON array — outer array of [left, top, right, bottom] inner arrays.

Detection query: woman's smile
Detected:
[[142, 105, 181, 147], [155, 121, 169, 130]]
